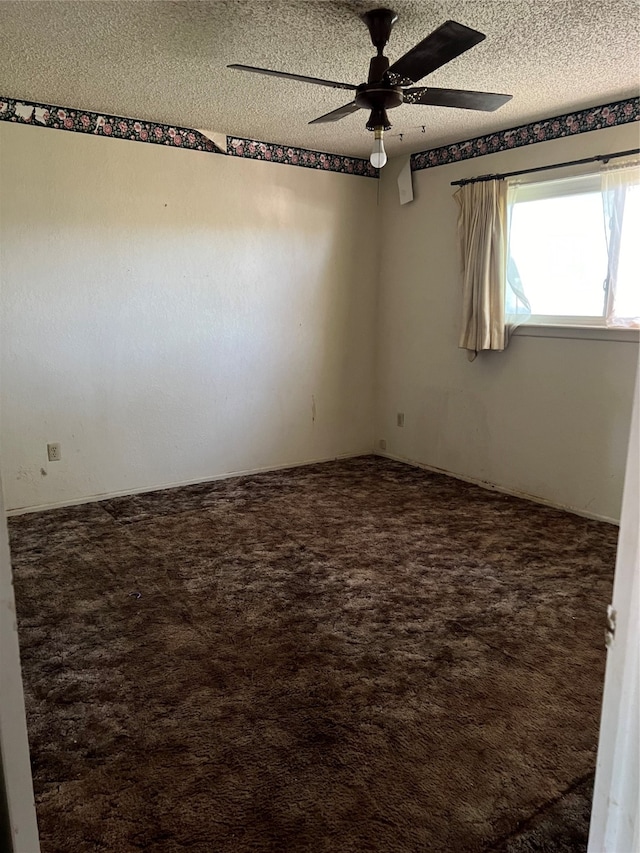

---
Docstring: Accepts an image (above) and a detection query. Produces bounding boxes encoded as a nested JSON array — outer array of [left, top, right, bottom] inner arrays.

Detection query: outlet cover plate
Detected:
[[47, 443, 61, 462]]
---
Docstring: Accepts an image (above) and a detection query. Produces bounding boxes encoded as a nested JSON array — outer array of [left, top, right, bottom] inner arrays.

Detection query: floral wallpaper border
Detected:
[[227, 136, 377, 178], [410, 97, 639, 172], [0, 94, 376, 177], [0, 96, 225, 153], [1, 93, 637, 179]]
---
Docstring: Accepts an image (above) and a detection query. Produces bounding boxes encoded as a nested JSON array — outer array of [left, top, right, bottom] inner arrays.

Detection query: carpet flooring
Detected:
[[9, 456, 616, 853]]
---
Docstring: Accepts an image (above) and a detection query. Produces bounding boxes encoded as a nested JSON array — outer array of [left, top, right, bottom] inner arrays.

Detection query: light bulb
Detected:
[[370, 128, 387, 169]]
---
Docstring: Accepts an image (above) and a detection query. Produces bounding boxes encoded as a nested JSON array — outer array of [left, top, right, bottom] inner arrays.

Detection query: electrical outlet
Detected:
[[379, 439, 387, 451], [47, 442, 62, 462], [397, 412, 405, 427]]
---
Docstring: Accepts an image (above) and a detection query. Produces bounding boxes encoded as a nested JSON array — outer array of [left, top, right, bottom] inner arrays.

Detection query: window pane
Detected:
[[616, 183, 640, 319], [509, 192, 608, 317]]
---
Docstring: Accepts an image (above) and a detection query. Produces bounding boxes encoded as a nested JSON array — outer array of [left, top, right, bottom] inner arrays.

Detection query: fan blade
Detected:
[[227, 64, 356, 91], [387, 20, 486, 86], [403, 87, 512, 112], [309, 102, 361, 124]]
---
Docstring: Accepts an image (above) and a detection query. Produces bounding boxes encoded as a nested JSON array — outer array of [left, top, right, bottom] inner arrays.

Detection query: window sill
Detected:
[[513, 324, 639, 343]]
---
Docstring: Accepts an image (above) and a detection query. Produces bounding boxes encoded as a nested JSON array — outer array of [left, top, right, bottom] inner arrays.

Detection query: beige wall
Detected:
[[376, 122, 640, 522], [1, 119, 638, 521], [0, 124, 378, 511]]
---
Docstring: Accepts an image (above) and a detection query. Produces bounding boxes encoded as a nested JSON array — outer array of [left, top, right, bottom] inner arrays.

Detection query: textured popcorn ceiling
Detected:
[[1, 1, 638, 158]]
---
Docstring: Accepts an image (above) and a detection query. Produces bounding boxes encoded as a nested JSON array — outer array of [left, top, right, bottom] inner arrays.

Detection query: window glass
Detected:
[[614, 182, 639, 319], [509, 191, 608, 317], [507, 167, 639, 327]]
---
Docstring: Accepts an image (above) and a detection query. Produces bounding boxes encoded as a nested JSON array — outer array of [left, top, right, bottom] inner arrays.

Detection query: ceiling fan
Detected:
[[229, 8, 512, 168]]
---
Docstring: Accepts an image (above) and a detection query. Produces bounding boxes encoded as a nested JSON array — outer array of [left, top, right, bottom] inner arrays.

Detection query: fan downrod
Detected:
[[358, 8, 402, 130]]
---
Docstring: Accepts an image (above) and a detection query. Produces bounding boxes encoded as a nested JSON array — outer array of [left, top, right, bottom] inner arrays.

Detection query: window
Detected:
[[507, 163, 640, 329]]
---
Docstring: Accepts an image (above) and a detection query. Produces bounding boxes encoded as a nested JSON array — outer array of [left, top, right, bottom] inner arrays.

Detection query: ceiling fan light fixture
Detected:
[[370, 127, 387, 169]]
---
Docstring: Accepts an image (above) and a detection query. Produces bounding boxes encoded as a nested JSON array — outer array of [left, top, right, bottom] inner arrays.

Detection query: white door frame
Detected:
[[0, 467, 40, 853], [589, 367, 639, 852]]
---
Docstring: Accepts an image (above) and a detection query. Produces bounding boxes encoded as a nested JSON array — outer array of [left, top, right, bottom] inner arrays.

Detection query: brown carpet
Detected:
[[9, 456, 616, 853]]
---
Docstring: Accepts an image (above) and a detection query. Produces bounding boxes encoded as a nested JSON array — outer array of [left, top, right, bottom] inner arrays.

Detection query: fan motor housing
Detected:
[[355, 83, 403, 112]]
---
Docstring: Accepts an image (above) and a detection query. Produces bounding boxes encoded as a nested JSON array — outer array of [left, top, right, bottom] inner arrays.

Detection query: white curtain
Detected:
[[455, 180, 515, 361], [601, 157, 640, 329]]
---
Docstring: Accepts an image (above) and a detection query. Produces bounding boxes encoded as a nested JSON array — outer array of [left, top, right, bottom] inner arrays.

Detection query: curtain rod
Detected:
[[450, 147, 640, 187]]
